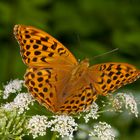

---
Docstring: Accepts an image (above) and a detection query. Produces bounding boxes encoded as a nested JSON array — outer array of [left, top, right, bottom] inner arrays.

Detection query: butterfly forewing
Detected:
[[14, 24, 78, 114], [89, 62, 140, 95], [14, 25, 78, 67]]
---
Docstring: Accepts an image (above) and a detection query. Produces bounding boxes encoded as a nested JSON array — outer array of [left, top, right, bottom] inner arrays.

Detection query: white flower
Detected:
[[47, 115, 78, 140], [2, 102, 16, 111], [13, 93, 35, 114], [83, 102, 99, 123], [3, 79, 24, 99], [113, 93, 138, 117], [2, 93, 34, 114], [112, 95, 123, 111], [27, 115, 48, 139], [89, 122, 115, 140]]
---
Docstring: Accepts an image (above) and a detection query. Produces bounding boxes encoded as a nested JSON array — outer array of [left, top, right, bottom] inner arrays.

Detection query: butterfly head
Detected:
[[80, 58, 89, 67], [70, 58, 89, 81]]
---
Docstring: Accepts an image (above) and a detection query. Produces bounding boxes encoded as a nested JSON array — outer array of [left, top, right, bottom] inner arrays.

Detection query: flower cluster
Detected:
[[47, 115, 78, 140], [3, 79, 24, 99], [113, 93, 138, 117], [89, 122, 115, 140], [3, 93, 34, 114], [27, 115, 48, 139], [83, 102, 99, 123]]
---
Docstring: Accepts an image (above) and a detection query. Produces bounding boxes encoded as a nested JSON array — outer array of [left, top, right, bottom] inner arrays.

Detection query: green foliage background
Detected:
[[0, 0, 140, 139]]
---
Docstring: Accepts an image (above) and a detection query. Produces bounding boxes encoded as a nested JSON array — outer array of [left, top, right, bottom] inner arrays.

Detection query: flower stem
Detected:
[[51, 131, 57, 140]]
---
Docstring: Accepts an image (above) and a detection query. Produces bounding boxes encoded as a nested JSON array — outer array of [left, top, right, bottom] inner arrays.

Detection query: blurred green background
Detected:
[[0, 0, 140, 139]]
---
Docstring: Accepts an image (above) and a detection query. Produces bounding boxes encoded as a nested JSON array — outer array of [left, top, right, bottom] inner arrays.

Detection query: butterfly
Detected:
[[14, 25, 140, 114]]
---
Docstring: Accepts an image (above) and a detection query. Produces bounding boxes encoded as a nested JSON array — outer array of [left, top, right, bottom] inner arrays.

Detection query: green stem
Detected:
[[51, 131, 57, 140], [97, 109, 113, 114]]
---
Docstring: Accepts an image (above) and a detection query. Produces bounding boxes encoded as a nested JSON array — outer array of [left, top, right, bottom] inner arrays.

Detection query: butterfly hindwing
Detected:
[[24, 66, 73, 113], [89, 62, 140, 95], [58, 81, 97, 114]]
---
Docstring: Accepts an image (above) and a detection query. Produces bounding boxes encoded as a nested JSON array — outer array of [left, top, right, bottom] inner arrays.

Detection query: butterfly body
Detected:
[[14, 25, 140, 114]]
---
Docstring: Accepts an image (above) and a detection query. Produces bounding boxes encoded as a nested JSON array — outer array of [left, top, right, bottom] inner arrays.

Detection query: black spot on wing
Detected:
[[32, 57, 37, 62], [25, 35, 30, 38], [42, 45, 48, 51], [51, 42, 57, 50], [36, 40, 41, 44], [33, 45, 39, 49], [34, 51, 41, 55], [26, 45, 30, 50], [48, 52, 54, 57], [40, 37, 49, 42], [41, 57, 47, 62], [108, 71, 114, 77], [106, 64, 114, 71], [116, 65, 121, 71]]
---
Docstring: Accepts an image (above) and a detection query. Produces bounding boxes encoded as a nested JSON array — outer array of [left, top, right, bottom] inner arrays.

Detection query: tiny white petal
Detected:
[[2, 102, 16, 111], [3, 79, 24, 99]]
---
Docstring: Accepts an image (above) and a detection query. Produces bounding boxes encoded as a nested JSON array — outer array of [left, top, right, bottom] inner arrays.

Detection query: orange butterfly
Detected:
[[14, 25, 140, 114]]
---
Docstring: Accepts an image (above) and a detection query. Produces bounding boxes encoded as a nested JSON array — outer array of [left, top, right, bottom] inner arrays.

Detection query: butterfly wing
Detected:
[[14, 25, 78, 113], [14, 25, 78, 67], [24, 66, 73, 113], [56, 62, 140, 114], [57, 82, 97, 114], [89, 62, 140, 95]]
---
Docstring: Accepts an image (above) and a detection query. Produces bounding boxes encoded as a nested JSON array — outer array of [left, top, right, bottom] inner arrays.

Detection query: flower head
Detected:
[[3, 79, 24, 99], [113, 93, 138, 117], [83, 102, 99, 123], [47, 115, 78, 140], [27, 115, 48, 139], [3, 93, 34, 114], [2, 102, 16, 111], [89, 122, 115, 140]]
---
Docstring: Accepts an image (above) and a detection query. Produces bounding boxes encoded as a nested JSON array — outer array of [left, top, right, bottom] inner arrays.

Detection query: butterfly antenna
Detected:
[[92, 48, 119, 59]]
